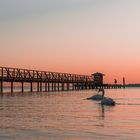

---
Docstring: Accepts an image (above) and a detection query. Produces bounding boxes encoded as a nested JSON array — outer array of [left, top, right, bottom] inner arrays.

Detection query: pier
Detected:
[[0, 67, 122, 94]]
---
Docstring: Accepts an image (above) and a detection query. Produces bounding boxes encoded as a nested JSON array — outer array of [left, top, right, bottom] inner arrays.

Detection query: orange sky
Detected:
[[1, 0, 140, 84]]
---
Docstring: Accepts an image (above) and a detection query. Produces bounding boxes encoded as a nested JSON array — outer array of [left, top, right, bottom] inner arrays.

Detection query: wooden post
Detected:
[[62, 83, 64, 91], [67, 83, 69, 91], [54, 83, 56, 91], [48, 82, 50, 92], [77, 83, 79, 90], [75, 83, 77, 90], [58, 83, 59, 91], [11, 81, 13, 93], [72, 83, 75, 90], [40, 82, 42, 92], [81, 83, 84, 90], [1, 68, 3, 93], [37, 82, 39, 92], [45, 82, 47, 92], [21, 82, 24, 93], [0, 80, 3, 94], [52, 82, 54, 91], [30, 82, 33, 92]]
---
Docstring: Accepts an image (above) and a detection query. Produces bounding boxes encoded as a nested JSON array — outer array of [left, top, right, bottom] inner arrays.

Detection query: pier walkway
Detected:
[[0, 67, 122, 93], [0, 67, 93, 93]]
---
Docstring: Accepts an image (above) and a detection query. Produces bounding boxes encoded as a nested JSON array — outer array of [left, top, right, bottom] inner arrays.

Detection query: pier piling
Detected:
[[30, 82, 33, 92], [0, 80, 3, 94], [21, 82, 24, 93], [11, 81, 13, 93]]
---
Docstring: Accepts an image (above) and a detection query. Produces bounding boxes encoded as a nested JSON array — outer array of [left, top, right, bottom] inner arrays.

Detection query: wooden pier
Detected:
[[0, 67, 122, 94]]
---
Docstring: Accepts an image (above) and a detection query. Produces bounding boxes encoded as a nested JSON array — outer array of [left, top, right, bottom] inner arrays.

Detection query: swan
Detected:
[[100, 89, 115, 106], [87, 88, 115, 106], [87, 94, 102, 101], [86, 90, 102, 101]]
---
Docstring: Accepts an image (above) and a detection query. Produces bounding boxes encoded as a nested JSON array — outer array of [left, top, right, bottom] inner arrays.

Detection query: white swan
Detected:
[[86, 94, 102, 101], [87, 89, 103, 101], [100, 89, 115, 106], [87, 88, 115, 106]]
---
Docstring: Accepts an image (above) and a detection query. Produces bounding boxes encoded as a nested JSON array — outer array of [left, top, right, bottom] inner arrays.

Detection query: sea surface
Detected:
[[0, 88, 140, 140]]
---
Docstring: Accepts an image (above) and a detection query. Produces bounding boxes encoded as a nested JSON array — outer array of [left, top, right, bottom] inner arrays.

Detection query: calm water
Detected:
[[0, 88, 140, 140]]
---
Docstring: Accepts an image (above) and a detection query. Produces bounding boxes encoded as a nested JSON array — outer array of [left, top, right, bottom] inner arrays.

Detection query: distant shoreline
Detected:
[[126, 84, 140, 87]]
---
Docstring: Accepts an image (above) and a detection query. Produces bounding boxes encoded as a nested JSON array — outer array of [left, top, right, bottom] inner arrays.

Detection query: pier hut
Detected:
[[92, 72, 105, 88]]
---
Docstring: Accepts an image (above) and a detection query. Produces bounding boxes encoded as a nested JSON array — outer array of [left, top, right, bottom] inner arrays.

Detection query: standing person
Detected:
[[114, 79, 117, 85]]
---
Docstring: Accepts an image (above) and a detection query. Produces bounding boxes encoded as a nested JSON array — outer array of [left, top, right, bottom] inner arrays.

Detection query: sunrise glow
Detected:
[[1, 0, 140, 83]]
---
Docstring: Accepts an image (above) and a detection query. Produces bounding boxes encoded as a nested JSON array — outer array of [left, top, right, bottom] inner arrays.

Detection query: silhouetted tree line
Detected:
[[126, 84, 140, 87]]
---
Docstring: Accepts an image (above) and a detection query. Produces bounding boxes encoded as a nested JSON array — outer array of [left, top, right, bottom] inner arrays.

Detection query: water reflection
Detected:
[[0, 89, 140, 140], [100, 105, 105, 118]]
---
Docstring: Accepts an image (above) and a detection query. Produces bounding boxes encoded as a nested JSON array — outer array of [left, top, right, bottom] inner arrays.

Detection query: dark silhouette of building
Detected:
[[92, 72, 105, 87]]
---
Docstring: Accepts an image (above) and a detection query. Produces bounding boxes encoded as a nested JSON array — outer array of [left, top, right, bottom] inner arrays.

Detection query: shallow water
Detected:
[[0, 88, 140, 140]]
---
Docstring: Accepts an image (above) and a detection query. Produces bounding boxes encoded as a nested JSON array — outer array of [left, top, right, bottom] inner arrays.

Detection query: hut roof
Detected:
[[92, 72, 105, 76]]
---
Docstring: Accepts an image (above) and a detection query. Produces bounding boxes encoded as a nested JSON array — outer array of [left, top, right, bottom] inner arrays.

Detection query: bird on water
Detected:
[[87, 88, 115, 106], [86, 92, 102, 101], [100, 88, 115, 106]]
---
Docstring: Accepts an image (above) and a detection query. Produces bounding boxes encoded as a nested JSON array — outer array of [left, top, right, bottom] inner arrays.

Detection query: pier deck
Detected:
[[0, 67, 122, 93]]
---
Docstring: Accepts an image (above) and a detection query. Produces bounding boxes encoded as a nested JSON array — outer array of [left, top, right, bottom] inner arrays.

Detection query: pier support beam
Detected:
[[54, 83, 56, 91], [58, 83, 60, 91], [52, 83, 54, 91], [37, 82, 40, 92], [81, 83, 84, 90], [67, 83, 69, 91], [72, 83, 75, 90], [45, 82, 47, 92], [11, 81, 13, 93], [30, 82, 33, 92], [77, 83, 80, 90], [0, 80, 3, 94], [21, 82, 24, 93], [48, 83, 50, 92], [62, 83, 64, 91], [40, 82, 42, 92]]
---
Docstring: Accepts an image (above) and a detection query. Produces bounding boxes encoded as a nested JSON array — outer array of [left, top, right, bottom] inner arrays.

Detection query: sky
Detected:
[[0, 0, 140, 84]]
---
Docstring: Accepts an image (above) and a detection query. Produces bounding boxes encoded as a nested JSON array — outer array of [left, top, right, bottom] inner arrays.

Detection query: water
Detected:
[[0, 88, 140, 140]]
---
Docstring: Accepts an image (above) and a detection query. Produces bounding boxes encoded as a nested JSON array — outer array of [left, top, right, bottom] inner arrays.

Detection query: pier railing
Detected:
[[0, 67, 93, 83], [0, 67, 123, 93], [0, 67, 95, 93]]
